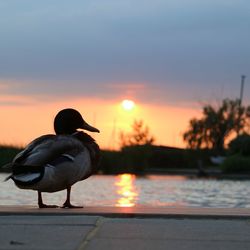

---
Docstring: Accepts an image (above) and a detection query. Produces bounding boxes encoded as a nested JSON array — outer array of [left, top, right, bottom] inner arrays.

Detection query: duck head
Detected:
[[54, 108, 100, 135]]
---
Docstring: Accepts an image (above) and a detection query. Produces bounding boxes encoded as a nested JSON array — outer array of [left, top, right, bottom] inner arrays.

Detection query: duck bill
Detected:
[[81, 122, 100, 133]]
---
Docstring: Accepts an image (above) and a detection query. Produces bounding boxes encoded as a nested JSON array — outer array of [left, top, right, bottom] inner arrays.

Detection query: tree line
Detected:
[[183, 98, 250, 153], [119, 98, 250, 154]]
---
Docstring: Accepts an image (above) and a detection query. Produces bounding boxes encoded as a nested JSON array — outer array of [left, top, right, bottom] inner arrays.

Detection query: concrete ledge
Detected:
[[0, 205, 250, 219]]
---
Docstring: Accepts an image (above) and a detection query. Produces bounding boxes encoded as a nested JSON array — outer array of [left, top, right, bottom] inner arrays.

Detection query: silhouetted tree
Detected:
[[183, 99, 250, 153], [119, 120, 155, 148]]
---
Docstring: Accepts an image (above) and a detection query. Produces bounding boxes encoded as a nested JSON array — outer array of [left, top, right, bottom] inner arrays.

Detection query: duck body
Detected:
[[7, 108, 100, 208], [10, 132, 97, 193]]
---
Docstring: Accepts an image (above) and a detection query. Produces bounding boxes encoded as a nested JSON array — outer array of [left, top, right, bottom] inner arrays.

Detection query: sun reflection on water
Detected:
[[115, 174, 138, 207]]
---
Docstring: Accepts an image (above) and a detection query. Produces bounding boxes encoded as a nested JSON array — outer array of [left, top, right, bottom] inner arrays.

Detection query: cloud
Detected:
[[0, 0, 249, 106], [0, 93, 36, 106]]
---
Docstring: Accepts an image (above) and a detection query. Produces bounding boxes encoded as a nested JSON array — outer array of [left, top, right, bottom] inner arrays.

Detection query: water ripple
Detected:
[[1, 173, 250, 208]]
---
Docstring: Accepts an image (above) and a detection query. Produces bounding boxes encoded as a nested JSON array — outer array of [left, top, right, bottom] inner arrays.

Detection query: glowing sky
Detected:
[[0, 1, 249, 149]]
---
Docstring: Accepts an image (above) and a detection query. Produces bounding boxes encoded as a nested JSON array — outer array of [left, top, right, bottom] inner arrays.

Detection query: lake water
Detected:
[[1, 173, 250, 208]]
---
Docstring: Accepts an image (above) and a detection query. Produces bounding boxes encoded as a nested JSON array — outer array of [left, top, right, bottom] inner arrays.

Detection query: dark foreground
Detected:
[[0, 206, 250, 250]]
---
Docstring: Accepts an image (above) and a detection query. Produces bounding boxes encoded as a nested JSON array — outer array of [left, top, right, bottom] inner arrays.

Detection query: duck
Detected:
[[6, 108, 100, 208]]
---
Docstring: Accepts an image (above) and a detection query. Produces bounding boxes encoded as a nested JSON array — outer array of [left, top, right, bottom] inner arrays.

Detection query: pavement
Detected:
[[0, 206, 250, 250]]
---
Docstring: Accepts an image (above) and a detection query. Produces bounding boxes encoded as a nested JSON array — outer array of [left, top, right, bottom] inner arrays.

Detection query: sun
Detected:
[[121, 99, 135, 111]]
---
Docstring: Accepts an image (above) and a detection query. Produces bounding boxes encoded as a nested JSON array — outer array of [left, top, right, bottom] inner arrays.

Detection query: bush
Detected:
[[148, 146, 185, 169], [221, 154, 250, 173], [183, 148, 218, 168], [120, 145, 153, 173], [99, 150, 122, 174], [99, 146, 218, 174], [99, 146, 152, 174], [221, 134, 250, 174], [228, 134, 250, 156]]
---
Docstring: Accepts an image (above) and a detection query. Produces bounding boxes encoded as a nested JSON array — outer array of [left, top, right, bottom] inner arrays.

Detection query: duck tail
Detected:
[[1, 162, 13, 181], [4, 175, 12, 182], [5, 163, 44, 185], [1, 162, 12, 170]]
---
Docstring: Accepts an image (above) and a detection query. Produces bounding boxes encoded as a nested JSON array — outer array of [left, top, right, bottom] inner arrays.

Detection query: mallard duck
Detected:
[[6, 108, 100, 208]]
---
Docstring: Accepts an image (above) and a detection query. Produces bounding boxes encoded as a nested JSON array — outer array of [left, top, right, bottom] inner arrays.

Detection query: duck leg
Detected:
[[38, 191, 58, 208], [62, 187, 83, 208]]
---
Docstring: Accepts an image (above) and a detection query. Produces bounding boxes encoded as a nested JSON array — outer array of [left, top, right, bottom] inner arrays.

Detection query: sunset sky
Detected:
[[0, 1, 249, 149]]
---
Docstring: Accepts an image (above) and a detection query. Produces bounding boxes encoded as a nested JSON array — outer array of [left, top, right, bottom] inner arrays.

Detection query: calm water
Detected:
[[1, 173, 250, 208]]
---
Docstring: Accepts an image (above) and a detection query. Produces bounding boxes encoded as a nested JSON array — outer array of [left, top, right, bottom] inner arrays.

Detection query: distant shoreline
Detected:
[[1, 170, 250, 180], [1, 144, 250, 179]]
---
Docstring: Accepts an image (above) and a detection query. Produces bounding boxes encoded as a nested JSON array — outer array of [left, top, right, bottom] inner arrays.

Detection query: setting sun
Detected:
[[121, 99, 135, 111]]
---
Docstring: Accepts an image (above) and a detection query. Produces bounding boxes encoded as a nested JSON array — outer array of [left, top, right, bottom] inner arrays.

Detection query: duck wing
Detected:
[[13, 134, 55, 166], [14, 135, 84, 165], [7, 134, 85, 183]]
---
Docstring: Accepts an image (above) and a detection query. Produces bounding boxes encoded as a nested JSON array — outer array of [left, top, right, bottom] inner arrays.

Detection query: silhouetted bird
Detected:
[[6, 108, 100, 208]]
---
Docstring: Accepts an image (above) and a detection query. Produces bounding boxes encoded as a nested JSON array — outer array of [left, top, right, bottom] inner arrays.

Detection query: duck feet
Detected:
[[61, 201, 83, 209], [39, 203, 59, 209], [61, 186, 83, 208], [38, 191, 58, 208]]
